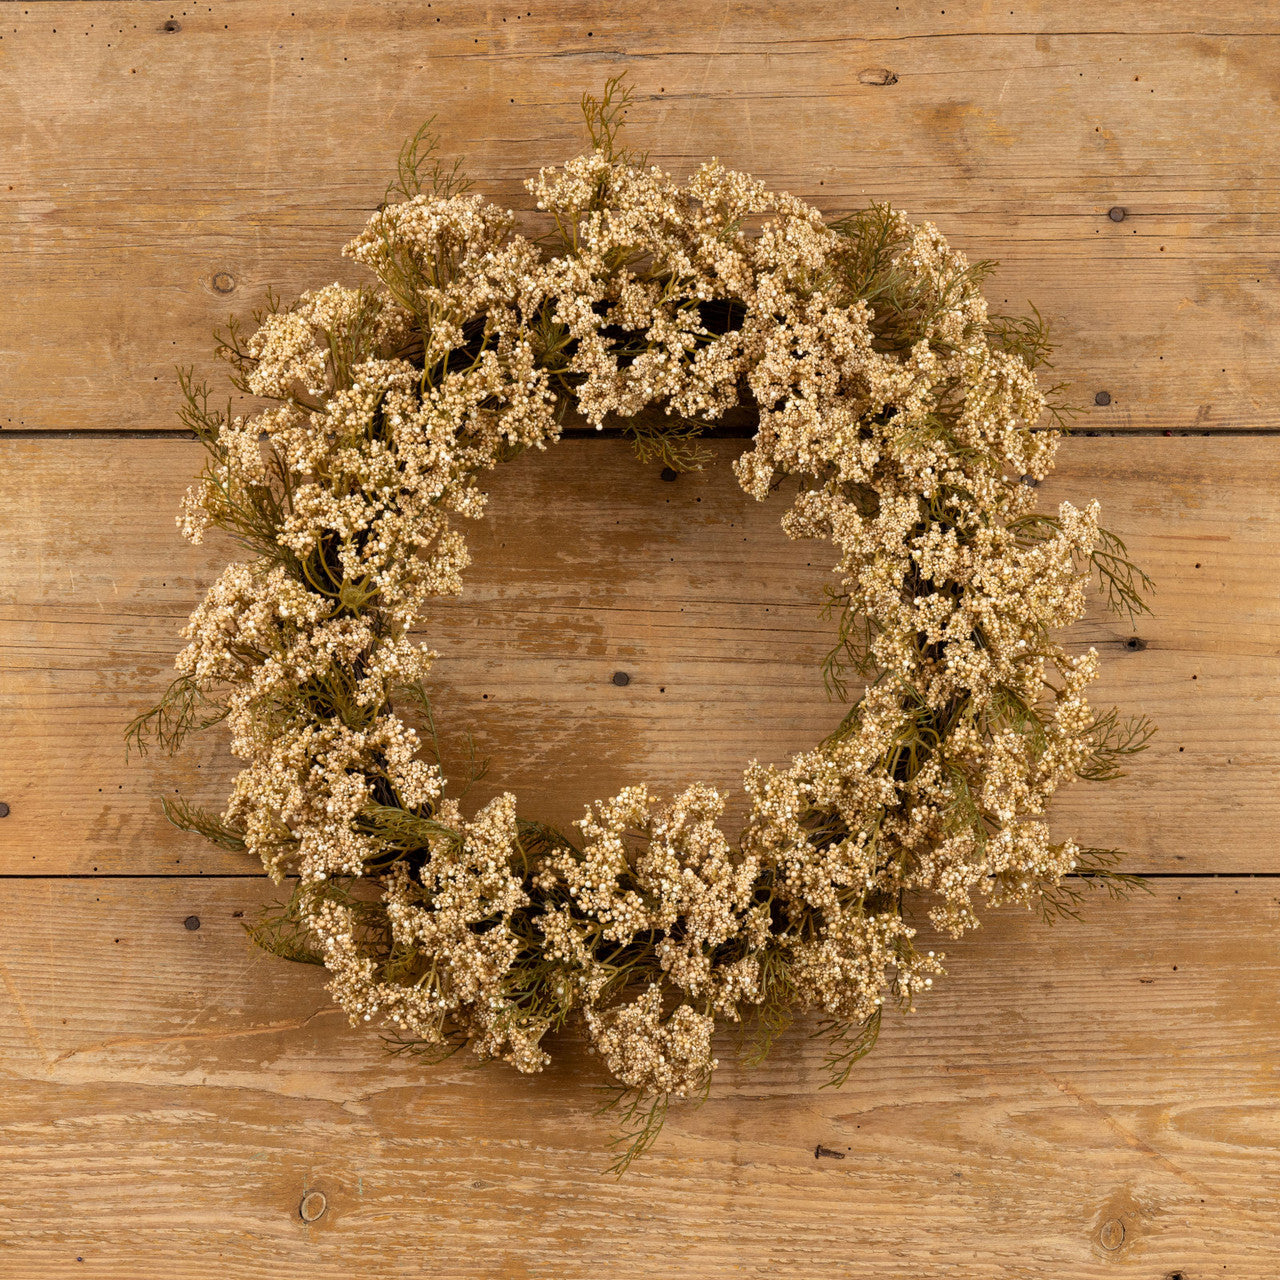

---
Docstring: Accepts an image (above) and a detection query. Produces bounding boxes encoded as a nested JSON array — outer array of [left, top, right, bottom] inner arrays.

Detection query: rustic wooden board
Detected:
[[1, 876, 1276, 1277], [6, 5, 1278, 1275], [3, 1, 1278, 432], [2, 435, 1276, 875]]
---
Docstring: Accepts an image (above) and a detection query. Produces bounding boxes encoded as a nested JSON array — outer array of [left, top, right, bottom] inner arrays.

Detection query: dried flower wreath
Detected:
[[130, 80, 1152, 1170]]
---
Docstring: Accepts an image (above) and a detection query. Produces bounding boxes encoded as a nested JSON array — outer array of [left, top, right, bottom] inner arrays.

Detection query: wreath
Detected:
[[130, 80, 1152, 1170]]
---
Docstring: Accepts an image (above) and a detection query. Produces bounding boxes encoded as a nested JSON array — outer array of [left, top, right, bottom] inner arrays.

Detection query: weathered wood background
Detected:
[[2, 3, 1278, 1276]]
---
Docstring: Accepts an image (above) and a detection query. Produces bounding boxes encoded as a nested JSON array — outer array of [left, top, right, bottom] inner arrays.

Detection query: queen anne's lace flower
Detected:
[[138, 95, 1147, 1168]]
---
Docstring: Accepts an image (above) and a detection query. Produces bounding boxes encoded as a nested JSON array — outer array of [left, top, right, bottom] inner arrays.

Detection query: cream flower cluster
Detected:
[[164, 136, 1118, 1133]]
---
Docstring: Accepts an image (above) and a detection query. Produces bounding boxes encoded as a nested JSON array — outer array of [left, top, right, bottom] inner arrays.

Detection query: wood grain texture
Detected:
[[2, 2, 1278, 432], [1, 876, 1277, 1277], [4, 5, 1278, 1275], [3, 435, 1277, 875]]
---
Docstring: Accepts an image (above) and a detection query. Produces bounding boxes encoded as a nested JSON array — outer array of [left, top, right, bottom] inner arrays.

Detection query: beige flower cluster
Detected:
[[150, 107, 1141, 1165]]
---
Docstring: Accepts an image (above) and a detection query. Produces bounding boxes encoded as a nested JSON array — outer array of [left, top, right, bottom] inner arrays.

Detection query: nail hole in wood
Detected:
[[660, 466, 678, 482], [299, 1190, 327, 1222], [1125, 636, 1146, 651], [1098, 1218, 1125, 1251], [162, 18, 181, 31]]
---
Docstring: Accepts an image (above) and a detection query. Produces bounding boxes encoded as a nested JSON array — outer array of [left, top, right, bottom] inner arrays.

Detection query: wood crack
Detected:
[[46, 1007, 342, 1067]]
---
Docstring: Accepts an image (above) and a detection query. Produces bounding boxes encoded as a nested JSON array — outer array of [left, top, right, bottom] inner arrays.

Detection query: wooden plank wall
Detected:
[[2, 3, 1277, 1276]]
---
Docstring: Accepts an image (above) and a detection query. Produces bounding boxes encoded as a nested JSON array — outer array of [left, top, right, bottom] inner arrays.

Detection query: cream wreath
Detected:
[[131, 81, 1151, 1169]]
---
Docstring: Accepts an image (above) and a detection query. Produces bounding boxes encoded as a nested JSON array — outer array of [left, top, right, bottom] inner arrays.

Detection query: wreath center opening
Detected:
[[417, 436, 854, 836]]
